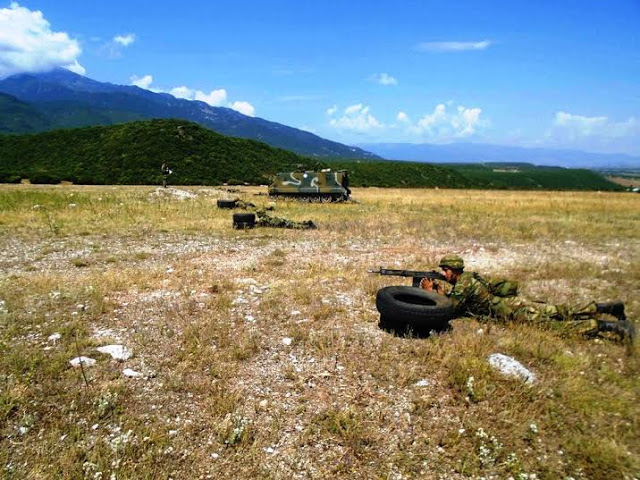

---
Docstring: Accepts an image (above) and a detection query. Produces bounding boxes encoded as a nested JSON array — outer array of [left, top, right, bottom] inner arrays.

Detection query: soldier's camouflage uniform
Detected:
[[255, 210, 317, 230], [435, 272, 601, 335], [235, 200, 256, 209]]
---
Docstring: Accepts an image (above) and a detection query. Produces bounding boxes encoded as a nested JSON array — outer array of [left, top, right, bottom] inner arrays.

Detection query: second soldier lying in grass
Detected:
[[255, 209, 317, 229], [420, 254, 635, 343]]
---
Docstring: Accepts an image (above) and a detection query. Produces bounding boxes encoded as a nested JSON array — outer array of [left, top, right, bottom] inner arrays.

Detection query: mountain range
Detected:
[[358, 143, 640, 170], [0, 68, 378, 160], [1, 68, 638, 169]]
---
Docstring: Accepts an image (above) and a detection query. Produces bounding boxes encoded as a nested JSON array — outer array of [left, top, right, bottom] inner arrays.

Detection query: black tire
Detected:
[[217, 199, 238, 209], [232, 213, 256, 229], [376, 286, 454, 329]]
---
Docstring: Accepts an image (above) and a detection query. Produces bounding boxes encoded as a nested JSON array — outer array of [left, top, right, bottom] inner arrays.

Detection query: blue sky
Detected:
[[1, 0, 639, 155]]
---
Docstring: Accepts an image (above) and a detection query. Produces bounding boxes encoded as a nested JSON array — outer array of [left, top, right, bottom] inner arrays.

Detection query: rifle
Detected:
[[368, 268, 447, 287]]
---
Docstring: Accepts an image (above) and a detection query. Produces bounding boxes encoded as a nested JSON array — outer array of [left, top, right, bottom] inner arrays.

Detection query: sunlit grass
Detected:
[[0, 184, 638, 478]]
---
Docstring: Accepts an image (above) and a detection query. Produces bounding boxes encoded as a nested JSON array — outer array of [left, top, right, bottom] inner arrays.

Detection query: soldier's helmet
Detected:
[[439, 254, 465, 270]]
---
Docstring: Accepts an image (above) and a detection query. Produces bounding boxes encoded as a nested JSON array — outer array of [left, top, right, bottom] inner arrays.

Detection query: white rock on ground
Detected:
[[69, 356, 96, 367], [487, 353, 537, 384], [122, 368, 142, 378], [150, 188, 197, 200], [96, 345, 133, 361], [48, 333, 62, 342]]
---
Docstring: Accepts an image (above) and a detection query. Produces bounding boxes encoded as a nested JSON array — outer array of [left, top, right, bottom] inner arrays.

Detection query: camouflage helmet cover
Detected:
[[439, 254, 464, 270]]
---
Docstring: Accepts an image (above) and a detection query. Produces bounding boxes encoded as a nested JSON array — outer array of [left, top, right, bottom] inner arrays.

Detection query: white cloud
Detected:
[[101, 33, 137, 58], [169, 85, 194, 99], [114, 34, 135, 47], [546, 111, 640, 153], [552, 112, 612, 137], [326, 105, 338, 116], [328, 104, 383, 132], [396, 111, 409, 123], [130, 74, 153, 89], [345, 103, 364, 115], [130, 75, 245, 111], [196, 89, 227, 106], [229, 101, 255, 116], [370, 72, 398, 86], [0, 2, 85, 77], [131, 76, 255, 115], [417, 40, 492, 52], [65, 60, 86, 75], [408, 103, 486, 140], [168, 85, 228, 106]]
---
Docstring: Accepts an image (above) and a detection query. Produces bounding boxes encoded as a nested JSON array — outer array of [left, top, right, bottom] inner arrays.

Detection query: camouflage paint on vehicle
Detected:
[[268, 169, 351, 202]]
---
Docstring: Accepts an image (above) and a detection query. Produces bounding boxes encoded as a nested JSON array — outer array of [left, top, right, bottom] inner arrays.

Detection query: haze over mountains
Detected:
[[358, 143, 640, 170]]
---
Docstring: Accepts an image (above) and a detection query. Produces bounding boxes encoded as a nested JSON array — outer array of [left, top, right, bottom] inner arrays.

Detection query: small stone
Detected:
[[487, 353, 536, 384], [48, 333, 62, 342], [122, 368, 142, 378], [414, 379, 431, 387], [282, 337, 293, 346], [70, 356, 96, 367], [96, 345, 133, 361]]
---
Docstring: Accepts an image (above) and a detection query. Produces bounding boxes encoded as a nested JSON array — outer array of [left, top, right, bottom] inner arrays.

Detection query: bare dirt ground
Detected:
[[1, 185, 639, 479]]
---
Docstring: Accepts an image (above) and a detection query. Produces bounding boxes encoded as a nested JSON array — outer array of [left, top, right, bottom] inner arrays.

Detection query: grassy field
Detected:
[[1, 184, 638, 479]]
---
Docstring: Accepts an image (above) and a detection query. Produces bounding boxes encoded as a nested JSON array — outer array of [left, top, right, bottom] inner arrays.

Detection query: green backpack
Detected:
[[473, 273, 519, 297], [488, 279, 519, 297]]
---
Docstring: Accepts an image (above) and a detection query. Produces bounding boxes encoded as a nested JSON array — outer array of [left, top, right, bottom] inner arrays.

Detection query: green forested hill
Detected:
[[0, 119, 475, 188], [0, 93, 51, 134], [442, 163, 621, 191], [0, 119, 305, 185], [0, 119, 623, 190]]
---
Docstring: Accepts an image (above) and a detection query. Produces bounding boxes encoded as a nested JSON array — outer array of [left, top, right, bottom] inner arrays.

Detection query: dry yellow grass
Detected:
[[0, 184, 639, 479]]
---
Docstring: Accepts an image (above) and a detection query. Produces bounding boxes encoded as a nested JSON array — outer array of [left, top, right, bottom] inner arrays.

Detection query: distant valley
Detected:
[[358, 142, 640, 170]]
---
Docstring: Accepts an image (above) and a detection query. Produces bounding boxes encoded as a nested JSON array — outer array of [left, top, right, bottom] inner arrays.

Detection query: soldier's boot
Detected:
[[597, 319, 635, 344], [596, 301, 626, 320]]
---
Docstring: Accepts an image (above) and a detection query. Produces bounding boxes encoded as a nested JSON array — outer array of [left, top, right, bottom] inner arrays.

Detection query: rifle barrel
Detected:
[[368, 268, 446, 281]]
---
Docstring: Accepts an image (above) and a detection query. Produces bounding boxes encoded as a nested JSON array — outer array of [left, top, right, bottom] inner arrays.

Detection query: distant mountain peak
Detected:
[[0, 70, 379, 159]]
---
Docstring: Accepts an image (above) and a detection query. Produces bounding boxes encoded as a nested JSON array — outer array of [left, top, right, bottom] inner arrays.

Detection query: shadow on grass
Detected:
[[378, 316, 452, 339]]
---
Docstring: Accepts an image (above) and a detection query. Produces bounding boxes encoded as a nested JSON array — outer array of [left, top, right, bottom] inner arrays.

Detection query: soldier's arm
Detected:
[[420, 278, 452, 296]]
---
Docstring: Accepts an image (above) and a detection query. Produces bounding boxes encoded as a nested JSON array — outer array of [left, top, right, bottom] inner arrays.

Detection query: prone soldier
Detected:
[[421, 254, 634, 342]]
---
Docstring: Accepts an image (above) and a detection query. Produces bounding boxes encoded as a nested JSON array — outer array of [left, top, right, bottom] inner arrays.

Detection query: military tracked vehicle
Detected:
[[268, 169, 351, 202]]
